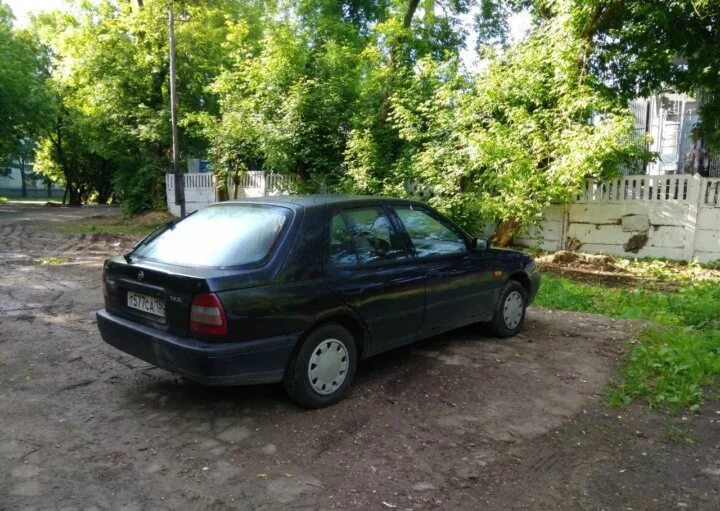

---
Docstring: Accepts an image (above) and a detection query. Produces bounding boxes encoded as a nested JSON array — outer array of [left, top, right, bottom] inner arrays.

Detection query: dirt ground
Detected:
[[1, 203, 719, 510]]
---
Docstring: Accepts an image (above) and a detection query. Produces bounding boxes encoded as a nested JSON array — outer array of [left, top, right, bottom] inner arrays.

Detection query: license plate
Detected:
[[127, 291, 165, 319]]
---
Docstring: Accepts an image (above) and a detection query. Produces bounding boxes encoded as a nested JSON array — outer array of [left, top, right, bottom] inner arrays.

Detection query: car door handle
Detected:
[[390, 275, 424, 286], [429, 269, 464, 278], [339, 282, 384, 297], [340, 287, 364, 297]]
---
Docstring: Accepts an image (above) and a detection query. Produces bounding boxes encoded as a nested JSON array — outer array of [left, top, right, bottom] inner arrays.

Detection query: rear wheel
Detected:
[[283, 323, 357, 408], [491, 280, 527, 338]]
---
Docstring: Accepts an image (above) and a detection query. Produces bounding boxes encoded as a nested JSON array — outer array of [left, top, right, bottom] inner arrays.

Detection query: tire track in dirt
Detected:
[[0, 222, 135, 264]]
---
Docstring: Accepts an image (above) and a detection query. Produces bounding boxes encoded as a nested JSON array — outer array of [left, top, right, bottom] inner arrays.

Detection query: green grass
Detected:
[[535, 274, 720, 411], [32, 256, 72, 265]]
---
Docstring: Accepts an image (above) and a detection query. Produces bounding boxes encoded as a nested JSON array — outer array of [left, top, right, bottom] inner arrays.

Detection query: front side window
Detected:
[[340, 207, 408, 264], [394, 206, 467, 258], [133, 204, 290, 268]]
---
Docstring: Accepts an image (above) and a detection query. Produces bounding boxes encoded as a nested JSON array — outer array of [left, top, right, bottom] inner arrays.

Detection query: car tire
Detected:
[[490, 280, 528, 338], [283, 323, 358, 409]]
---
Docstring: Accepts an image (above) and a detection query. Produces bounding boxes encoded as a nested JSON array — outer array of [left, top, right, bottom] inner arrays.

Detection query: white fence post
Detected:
[[684, 174, 702, 261]]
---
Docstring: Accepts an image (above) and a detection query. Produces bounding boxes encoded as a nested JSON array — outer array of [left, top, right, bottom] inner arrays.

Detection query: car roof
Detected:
[[220, 194, 421, 210]]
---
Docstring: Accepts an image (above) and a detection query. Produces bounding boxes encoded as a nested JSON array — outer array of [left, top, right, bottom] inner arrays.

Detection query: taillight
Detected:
[[189, 293, 227, 336], [102, 271, 109, 307]]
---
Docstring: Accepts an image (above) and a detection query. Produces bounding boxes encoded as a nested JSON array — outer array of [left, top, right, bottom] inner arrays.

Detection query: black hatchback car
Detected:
[[98, 195, 540, 407]]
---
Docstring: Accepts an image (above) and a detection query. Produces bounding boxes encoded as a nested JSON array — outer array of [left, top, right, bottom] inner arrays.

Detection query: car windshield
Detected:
[[133, 204, 291, 268]]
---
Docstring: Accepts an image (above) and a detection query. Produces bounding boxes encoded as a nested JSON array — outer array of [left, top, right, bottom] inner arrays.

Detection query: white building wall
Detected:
[[633, 93, 702, 176], [0, 167, 63, 195]]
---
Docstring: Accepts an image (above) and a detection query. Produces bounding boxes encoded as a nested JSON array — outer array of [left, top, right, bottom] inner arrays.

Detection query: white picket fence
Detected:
[[576, 174, 720, 208], [167, 170, 720, 262], [165, 171, 296, 216], [226, 171, 297, 198], [519, 174, 720, 263], [578, 175, 690, 202], [703, 178, 720, 207]]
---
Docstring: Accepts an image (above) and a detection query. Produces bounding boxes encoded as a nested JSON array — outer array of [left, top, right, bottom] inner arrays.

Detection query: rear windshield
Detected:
[[133, 204, 291, 268]]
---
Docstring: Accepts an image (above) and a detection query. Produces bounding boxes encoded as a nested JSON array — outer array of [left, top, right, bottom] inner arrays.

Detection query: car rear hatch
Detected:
[[102, 202, 298, 338], [104, 258, 214, 336]]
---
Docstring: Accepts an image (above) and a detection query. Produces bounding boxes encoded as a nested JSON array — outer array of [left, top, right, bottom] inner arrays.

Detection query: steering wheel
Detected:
[[358, 230, 390, 257]]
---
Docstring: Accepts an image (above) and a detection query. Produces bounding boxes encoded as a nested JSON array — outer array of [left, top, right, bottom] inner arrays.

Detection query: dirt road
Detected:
[[1, 204, 718, 510]]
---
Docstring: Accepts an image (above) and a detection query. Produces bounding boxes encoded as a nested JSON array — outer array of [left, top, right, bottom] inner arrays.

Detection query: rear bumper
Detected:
[[96, 309, 298, 386]]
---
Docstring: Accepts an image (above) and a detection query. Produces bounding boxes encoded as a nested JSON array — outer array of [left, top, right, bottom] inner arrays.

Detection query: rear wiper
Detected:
[[122, 210, 198, 262]]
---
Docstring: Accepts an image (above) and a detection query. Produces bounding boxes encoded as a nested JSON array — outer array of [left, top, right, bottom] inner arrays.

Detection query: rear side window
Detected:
[[394, 206, 467, 258], [328, 213, 358, 265], [341, 207, 408, 264], [133, 204, 291, 268]]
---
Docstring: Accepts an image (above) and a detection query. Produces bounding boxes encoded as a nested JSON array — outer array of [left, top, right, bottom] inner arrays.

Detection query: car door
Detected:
[[323, 204, 426, 355], [391, 204, 496, 333]]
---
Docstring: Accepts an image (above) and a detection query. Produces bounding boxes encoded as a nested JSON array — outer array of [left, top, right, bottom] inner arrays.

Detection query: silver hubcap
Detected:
[[503, 291, 524, 329], [308, 339, 349, 395]]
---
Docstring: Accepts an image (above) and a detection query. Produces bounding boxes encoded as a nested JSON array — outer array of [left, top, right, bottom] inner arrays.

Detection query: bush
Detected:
[[113, 164, 166, 215]]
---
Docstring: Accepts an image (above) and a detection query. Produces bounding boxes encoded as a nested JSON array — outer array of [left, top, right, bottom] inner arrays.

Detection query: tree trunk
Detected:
[[97, 188, 111, 204], [403, 0, 421, 28], [378, 0, 423, 130], [67, 186, 82, 206], [491, 219, 521, 248], [233, 172, 239, 199], [580, 1, 623, 42], [20, 157, 27, 197]]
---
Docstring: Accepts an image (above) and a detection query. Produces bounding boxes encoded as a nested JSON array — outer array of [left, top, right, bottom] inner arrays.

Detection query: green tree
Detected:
[[344, 1, 648, 243], [11, 0, 669, 231], [28, 0, 254, 210], [0, 2, 52, 178], [203, 0, 374, 192], [501, 1, 720, 149], [582, 0, 720, 150]]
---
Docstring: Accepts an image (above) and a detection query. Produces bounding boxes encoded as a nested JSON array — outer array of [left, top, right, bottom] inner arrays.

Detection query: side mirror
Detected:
[[471, 238, 488, 251]]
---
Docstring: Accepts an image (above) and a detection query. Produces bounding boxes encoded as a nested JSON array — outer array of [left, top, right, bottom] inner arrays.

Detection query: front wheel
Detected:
[[490, 281, 528, 338], [283, 324, 358, 408]]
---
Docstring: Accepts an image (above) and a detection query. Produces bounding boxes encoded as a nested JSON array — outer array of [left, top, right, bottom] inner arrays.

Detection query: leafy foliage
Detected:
[[202, 2, 367, 189], [0, 0, 710, 228], [0, 3, 51, 159], [28, 0, 253, 210], [343, 4, 647, 239], [577, 0, 720, 150]]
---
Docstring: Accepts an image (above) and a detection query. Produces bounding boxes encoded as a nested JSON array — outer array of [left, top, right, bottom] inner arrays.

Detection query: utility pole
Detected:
[[169, 2, 185, 217]]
